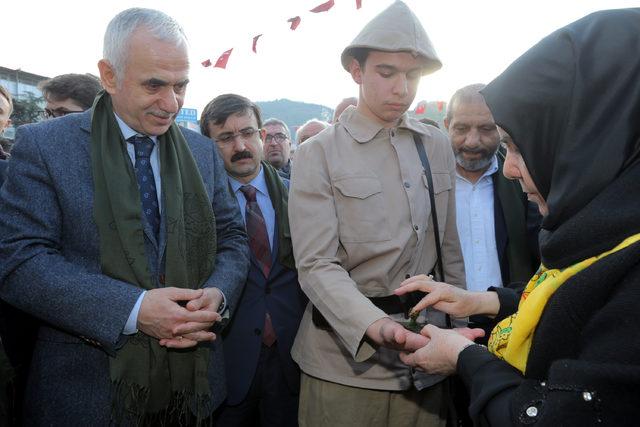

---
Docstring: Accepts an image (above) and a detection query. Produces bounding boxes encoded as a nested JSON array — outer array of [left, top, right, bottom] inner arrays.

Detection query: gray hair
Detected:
[[297, 118, 329, 144], [103, 8, 188, 79], [446, 83, 487, 122], [263, 117, 291, 138], [299, 118, 329, 130]]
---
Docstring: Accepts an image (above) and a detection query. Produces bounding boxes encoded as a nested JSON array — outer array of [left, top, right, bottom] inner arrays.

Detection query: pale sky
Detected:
[[4, 0, 638, 114]]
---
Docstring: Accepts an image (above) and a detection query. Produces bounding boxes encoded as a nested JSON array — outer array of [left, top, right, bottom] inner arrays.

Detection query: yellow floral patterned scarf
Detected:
[[488, 233, 640, 373]]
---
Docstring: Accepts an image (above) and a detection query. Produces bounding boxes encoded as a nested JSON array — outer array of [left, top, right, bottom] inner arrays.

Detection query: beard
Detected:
[[454, 146, 498, 172]]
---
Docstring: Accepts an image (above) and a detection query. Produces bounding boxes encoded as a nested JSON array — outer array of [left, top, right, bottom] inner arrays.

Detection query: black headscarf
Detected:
[[481, 9, 640, 266], [481, 9, 640, 236]]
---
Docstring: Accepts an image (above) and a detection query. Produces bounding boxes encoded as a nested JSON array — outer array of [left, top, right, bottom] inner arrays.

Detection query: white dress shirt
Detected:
[[455, 156, 503, 292]]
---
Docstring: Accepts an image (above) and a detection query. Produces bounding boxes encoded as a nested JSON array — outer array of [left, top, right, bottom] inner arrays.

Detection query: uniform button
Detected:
[[525, 406, 538, 417], [414, 225, 419, 231], [254, 328, 261, 335], [404, 181, 411, 188], [582, 392, 593, 402]]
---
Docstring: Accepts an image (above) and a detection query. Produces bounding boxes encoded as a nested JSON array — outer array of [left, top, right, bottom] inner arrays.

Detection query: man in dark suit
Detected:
[[201, 94, 306, 427], [444, 83, 540, 292], [0, 8, 249, 424]]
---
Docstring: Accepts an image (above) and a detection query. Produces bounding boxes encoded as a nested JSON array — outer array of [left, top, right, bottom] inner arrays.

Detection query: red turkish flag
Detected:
[[252, 34, 262, 53], [287, 16, 301, 30], [214, 48, 233, 69], [201, 59, 212, 67], [310, 0, 334, 13], [356, 0, 362, 9], [415, 102, 426, 115], [437, 101, 444, 112]]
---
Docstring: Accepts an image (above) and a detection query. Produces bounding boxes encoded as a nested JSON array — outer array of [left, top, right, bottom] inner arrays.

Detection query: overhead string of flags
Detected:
[[201, 0, 358, 69], [200, 0, 442, 115]]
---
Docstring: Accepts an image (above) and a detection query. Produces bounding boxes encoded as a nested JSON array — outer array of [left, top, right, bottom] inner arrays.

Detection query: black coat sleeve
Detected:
[[457, 264, 640, 426]]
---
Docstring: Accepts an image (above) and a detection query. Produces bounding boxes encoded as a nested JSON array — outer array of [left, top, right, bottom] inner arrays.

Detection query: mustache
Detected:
[[459, 147, 491, 155], [231, 150, 253, 162]]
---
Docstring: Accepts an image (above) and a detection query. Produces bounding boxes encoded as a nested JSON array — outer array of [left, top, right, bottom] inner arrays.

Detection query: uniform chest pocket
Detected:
[[333, 176, 391, 243], [426, 172, 452, 194]]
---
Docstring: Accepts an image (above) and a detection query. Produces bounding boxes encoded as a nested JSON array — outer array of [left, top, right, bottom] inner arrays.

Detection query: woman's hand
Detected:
[[395, 274, 500, 318], [399, 325, 484, 375]]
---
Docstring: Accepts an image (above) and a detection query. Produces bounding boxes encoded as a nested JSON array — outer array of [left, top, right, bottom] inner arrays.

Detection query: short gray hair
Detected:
[[103, 8, 188, 79], [297, 119, 329, 143], [263, 117, 291, 138], [446, 83, 486, 122]]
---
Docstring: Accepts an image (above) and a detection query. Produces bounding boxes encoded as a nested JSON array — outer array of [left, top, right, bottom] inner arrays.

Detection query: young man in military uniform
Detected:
[[288, 2, 468, 426]]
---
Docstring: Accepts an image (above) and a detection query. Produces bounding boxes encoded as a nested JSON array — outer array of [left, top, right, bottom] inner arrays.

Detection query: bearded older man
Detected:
[[444, 84, 541, 294]]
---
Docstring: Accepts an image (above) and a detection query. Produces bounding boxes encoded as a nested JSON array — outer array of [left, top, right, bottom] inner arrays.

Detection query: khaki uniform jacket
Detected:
[[288, 107, 465, 390]]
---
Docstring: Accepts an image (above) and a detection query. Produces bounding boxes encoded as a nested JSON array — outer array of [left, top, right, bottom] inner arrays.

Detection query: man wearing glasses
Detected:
[[262, 118, 293, 179], [38, 73, 102, 119], [201, 94, 306, 426]]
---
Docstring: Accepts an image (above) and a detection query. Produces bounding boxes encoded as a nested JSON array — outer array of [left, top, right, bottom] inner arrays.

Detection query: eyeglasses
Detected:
[[43, 108, 83, 119], [265, 132, 288, 144], [215, 128, 259, 145]]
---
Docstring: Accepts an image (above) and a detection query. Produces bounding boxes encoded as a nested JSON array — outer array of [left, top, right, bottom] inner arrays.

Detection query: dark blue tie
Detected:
[[130, 135, 160, 238]]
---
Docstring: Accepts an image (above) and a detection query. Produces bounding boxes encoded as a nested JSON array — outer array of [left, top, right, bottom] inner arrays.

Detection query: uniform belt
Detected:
[[311, 294, 419, 331]]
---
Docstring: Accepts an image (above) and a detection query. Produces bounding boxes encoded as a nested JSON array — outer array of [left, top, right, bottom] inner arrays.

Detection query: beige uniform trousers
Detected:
[[298, 373, 447, 427]]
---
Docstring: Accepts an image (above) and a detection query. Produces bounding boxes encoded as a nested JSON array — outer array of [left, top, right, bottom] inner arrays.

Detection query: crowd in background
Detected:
[[0, 3, 639, 427]]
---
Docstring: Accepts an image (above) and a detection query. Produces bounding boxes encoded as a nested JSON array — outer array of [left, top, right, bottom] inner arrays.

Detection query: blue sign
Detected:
[[176, 107, 198, 123]]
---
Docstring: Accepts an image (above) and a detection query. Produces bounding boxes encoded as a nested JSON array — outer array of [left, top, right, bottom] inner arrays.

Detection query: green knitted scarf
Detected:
[[90, 92, 217, 423], [261, 161, 295, 270]]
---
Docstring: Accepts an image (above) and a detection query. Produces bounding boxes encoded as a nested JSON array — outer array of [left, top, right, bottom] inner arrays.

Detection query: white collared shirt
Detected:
[[455, 156, 503, 292], [115, 114, 162, 210]]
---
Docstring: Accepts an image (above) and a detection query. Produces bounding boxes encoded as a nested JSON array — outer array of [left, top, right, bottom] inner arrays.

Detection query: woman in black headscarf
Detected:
[[395, 8, 640, 426]]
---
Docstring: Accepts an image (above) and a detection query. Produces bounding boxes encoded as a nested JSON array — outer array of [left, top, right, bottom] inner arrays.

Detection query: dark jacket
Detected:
[[222, 178, 307, 405], [0, 111, 250, 424], [0, 159, 7, 187], [457, 156, 640, 427], [465, 8, 640, 426]]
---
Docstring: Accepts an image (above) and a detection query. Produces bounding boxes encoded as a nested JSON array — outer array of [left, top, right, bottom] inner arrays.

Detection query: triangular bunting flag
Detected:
[[356, 0, 362, 9], [252, 34, 263, 53], [214, 48, 233, 69], [415, 102, 426, 115], [310, 0, 335, 13], [287, 16, 301, 30], [437, 101, 444, 112], [201, 59, 212, 67]]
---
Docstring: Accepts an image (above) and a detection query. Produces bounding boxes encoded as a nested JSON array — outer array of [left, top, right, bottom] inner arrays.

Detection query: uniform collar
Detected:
[[340, 105, 431, 144]]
